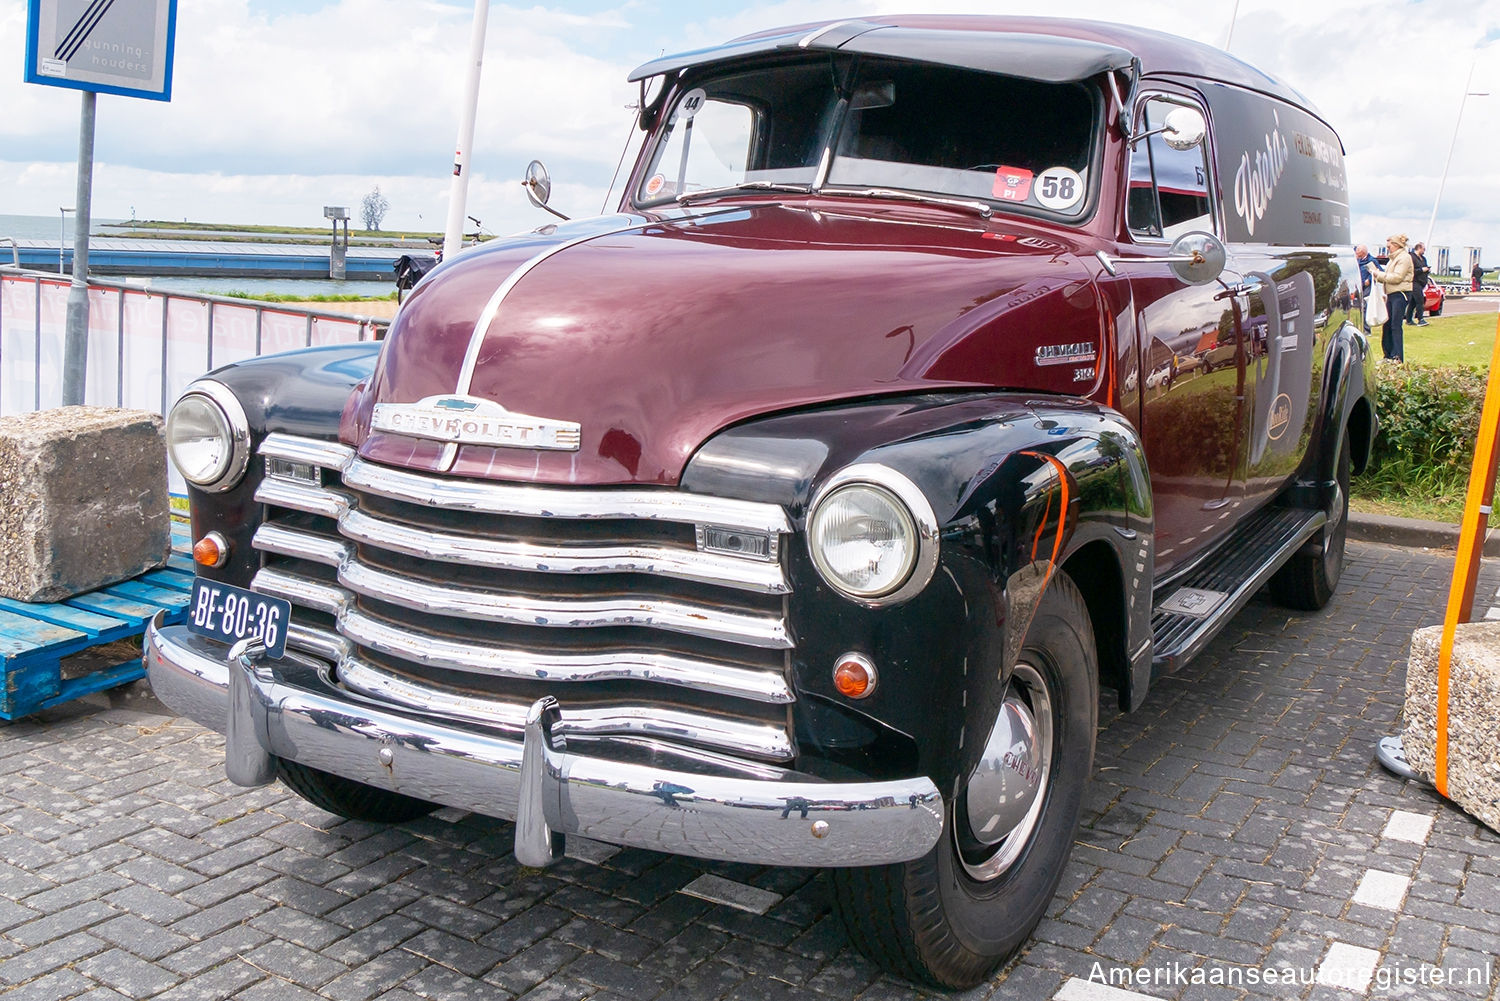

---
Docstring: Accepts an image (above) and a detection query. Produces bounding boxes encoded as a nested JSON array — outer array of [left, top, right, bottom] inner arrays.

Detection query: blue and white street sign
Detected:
[[25, 0, 178, 102]]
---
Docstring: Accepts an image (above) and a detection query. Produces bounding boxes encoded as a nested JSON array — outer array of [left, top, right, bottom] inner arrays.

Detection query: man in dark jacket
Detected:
[[1356, 245, 1377, 332], [1408, 243, 1432, 326], [1356, 245, 1377, 296]]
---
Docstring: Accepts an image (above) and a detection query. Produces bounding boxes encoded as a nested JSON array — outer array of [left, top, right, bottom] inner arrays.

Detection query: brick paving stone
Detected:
[[244, 939, 350, 987], [0, 930, 109, 985], [247, 906, 350, 951], [74, 947, 182, 998], [478, 904, 572, 959], [401, 927, 503, 978], [0, 968, 98, 1001], [103, 882, 198, 924], [94, 913, 193, 961], [7, 899, 122, 947], [321, 915, 425, 966], [176, 865, 279, 909], [252, 875, 353, 916], [167, 892, 273, 939], [325, 885, 426, 932], [487, 938, 583, 995], [158, 925, 274, 977], [397, 894, 502, 939], [5, 542, 1500, 1001], [319, 949, 427, 1001]]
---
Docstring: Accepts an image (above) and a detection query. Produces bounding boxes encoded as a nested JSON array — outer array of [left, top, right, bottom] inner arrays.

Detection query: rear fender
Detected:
[[1281, 319, 1374, 512]]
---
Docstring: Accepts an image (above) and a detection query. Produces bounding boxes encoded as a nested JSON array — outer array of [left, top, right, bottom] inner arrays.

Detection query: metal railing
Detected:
[[0, 265, 386, 419]]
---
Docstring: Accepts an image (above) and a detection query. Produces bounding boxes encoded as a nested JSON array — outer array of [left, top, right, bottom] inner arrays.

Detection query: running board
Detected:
[[1150, 506, 1326, 675]]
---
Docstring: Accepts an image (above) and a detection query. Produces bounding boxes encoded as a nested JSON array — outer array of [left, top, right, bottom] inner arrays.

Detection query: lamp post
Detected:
[[1425, 59, 1489, 251], [443, 0, 490, 261], [58, 207, 73, 275]]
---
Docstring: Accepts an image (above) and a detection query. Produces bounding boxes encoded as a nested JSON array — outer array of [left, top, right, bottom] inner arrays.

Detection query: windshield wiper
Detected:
[[826, 187, 994, 219], [675, 181, 812, 205]]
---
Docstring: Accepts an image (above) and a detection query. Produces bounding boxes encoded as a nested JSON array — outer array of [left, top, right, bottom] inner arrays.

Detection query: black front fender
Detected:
[[181, 342, 381, 586], [683, 392, 1154, 795]]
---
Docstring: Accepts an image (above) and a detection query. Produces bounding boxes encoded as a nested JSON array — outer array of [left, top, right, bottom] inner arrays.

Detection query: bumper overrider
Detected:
[[144, 614, 944, 867]]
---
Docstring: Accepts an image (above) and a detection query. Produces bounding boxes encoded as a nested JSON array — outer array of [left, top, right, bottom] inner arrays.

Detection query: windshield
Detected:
[[634, 56, 1100, 219]]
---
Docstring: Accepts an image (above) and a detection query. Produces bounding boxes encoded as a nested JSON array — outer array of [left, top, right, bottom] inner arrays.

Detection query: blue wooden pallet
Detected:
[[0, 523, 193, 720]]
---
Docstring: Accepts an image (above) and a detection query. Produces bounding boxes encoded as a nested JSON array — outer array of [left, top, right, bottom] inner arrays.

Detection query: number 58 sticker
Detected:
[[1034, 167, 1083, 211]]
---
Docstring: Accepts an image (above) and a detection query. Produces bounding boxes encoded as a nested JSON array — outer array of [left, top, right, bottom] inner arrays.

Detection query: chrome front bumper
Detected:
[[144, 614, 944, 867]]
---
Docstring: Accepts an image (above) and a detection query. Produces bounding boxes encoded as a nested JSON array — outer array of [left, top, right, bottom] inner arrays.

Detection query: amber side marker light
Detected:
[[833, 653, 877, 699], [193, 532, 229, 569]]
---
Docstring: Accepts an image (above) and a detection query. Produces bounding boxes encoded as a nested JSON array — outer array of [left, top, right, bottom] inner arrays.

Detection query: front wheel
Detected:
[[829, 573, 1098, 989], [277, 760, 438, 823], [1269, 428, 1351, 610]]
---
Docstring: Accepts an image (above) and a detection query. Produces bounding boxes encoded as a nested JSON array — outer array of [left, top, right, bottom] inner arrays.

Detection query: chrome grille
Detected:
[[250, 433, 796, 763]]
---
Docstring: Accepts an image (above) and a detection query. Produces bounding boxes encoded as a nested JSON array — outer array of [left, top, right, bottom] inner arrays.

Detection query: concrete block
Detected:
[[1402, 622, 1500, 834], [0, 406, 171, 602]]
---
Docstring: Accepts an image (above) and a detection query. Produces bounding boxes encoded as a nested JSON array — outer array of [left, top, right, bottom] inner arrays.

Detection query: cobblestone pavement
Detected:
[[1, 541, 1497, 1001]]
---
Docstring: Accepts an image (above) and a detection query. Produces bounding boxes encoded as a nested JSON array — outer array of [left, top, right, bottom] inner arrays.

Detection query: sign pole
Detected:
[[61, 89, 96, 406], [442, 0, 490, 261]]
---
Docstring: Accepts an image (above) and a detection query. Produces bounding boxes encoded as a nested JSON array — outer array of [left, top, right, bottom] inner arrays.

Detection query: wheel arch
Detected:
[[1062, 540, 1130, 709]]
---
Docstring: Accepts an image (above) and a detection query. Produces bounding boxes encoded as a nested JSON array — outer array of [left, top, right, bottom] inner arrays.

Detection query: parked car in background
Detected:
[[148, 16, 1373, 990], [1426, 279, 1445, 316]]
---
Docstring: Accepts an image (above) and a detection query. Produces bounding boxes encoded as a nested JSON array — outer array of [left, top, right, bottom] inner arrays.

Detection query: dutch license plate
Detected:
[[186, 579, 291, 660]]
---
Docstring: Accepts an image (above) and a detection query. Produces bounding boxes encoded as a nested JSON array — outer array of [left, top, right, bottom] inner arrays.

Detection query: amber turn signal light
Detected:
[[193, 532, 229, 569], [833, 653, 877, 699]]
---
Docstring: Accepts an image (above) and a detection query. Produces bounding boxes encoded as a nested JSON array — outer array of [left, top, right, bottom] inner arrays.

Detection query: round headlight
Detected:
[[806, 465, 939, 605], [166, 382, 250, 491]]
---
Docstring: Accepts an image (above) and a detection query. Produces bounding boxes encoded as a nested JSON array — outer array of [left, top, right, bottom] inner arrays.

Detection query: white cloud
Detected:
[[2, 0, 1499, 255]]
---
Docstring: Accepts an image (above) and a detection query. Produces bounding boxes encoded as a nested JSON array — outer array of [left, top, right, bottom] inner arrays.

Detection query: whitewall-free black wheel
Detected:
[[830, 572, 1098, 989]]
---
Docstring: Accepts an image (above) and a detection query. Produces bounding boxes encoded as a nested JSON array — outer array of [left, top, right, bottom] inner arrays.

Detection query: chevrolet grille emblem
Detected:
[[371, 395, 581, 452]]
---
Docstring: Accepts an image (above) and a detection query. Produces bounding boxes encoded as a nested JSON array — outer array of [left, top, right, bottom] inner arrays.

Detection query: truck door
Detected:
[[1126, 93, 1245, 577]]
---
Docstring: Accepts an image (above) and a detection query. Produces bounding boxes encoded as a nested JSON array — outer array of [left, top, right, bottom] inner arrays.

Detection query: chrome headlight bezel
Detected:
[[166, 380, 251, 492], [805, 463, 940, 607]]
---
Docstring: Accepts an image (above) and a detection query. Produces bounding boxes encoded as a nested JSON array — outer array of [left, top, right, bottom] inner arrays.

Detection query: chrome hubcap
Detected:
[[957, 661, 1053, 881]]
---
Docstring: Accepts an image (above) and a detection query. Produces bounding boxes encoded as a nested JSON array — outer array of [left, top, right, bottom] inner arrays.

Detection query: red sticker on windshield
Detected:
[[993, 166, 1034, 201]]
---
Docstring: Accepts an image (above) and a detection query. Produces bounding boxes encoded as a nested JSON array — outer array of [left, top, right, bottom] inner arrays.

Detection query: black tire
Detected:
[[829, 574, 1098, 989], [278, 760, 438, 823], [1269, 428, 1351, 611]]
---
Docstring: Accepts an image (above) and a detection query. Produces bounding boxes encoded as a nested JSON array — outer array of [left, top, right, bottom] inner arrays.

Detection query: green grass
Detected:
[[1404, 309, 1500, 368]]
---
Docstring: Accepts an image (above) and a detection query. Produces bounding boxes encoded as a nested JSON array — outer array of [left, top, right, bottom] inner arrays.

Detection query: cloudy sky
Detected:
[[2, 0, 1498, 259]]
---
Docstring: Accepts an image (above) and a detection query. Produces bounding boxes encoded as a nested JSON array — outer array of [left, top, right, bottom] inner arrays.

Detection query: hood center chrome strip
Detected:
[[453, 207, 751, 398]]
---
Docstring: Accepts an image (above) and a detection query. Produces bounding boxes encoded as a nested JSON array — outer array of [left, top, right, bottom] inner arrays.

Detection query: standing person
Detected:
[[1474, 262, 1486, 293], [1355, 244, 1378, 333], [1371, 234, 1414, 362], [1408, 242, 1431, 326], [1355, 244, 1377, 296]]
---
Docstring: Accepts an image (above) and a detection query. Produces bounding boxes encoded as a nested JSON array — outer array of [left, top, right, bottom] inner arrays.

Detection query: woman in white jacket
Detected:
[[1371, 234, 1414, 362]]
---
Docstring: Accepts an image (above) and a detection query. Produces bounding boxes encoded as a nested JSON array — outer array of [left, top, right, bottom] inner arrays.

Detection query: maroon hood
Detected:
[[344, 202, 1105, 485]]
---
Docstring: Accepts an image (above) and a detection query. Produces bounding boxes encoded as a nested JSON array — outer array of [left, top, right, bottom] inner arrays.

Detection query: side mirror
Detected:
[[522, 161, 569, 221], [1094, 231, 1226, 285], [1161, 107, 1207, 152], [1167, 231, 1227, 285]]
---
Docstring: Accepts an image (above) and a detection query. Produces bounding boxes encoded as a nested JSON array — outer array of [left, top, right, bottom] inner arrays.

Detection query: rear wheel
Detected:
[[830, 574, 1098, 989], [277, 760, 437, 823], [1269, 428, 1351, 610]]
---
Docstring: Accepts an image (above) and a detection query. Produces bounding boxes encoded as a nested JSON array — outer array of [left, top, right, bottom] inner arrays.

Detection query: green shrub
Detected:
[[1355, 363, 1490, 507]]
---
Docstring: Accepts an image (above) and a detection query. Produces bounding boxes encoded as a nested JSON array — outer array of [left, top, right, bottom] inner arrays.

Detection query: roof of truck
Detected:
[[629, 15, 1320, 122]]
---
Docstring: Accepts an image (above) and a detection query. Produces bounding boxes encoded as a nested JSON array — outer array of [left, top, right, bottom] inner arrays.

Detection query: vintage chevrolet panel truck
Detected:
[[147, 16, 1372, 988]]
